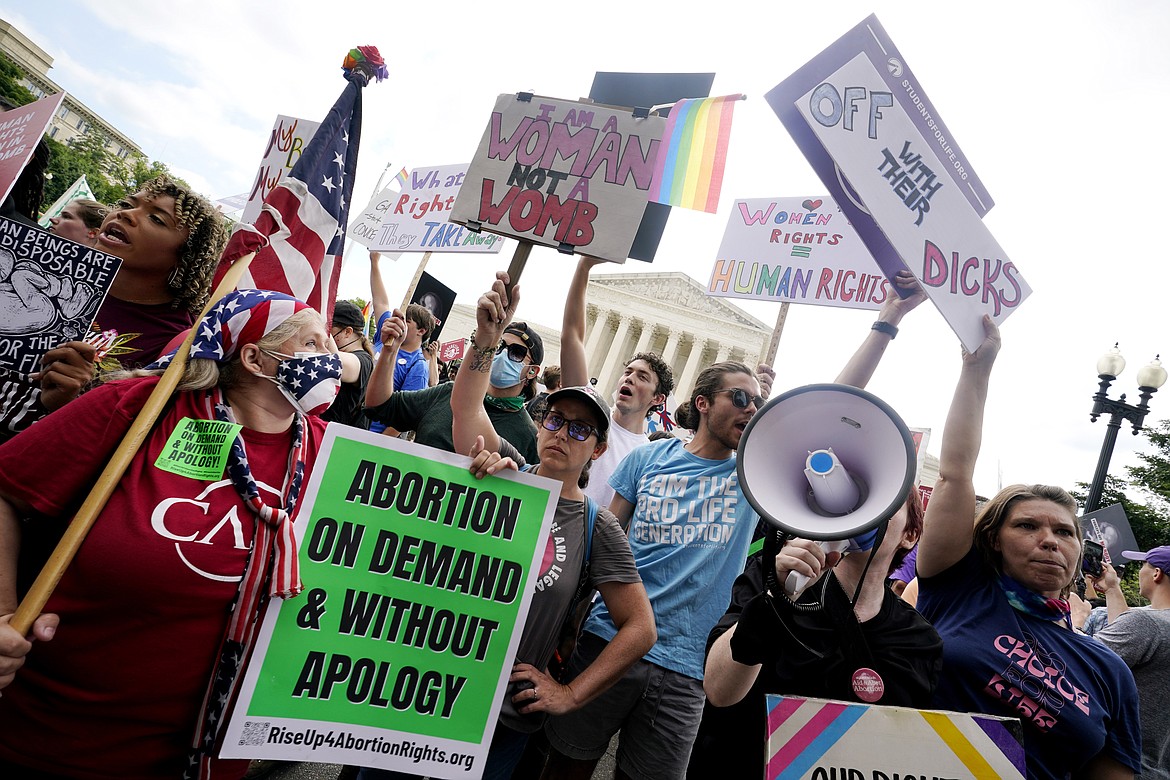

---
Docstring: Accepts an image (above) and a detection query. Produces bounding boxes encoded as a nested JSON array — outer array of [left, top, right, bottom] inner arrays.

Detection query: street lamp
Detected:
[[1084, 344, 1167, 513]]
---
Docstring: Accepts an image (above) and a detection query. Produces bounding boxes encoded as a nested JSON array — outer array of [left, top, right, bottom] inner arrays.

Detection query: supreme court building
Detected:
[[443, 270, 772, 404]]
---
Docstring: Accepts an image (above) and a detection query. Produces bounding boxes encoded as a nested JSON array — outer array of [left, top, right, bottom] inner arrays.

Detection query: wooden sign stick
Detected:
[[399, 252, 433, 311], [763, 302, 790, 367], [504, 241, 533, 301], [11, 252, 258, 634]]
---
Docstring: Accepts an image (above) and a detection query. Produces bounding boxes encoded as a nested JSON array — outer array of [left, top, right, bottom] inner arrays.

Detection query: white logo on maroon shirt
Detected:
[[150, 478, 279, 581]]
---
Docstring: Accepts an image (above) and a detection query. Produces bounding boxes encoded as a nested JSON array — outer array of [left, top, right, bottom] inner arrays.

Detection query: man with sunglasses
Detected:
[[363, 306, 543, 462], [542, 354, 769, 780]]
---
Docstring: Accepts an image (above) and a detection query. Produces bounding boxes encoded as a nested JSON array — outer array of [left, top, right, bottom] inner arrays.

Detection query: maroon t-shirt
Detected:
[[91, 295, 195, 371], [0, 376, 327, 779], [0, 297, 194, 444]]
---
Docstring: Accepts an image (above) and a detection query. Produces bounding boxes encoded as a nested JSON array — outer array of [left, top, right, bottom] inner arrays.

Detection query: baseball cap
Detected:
[[547, 385, 611, 436], [1121, 545, 1170, 571], [331, 300, 365, 331], [504, 321, 544, 365]]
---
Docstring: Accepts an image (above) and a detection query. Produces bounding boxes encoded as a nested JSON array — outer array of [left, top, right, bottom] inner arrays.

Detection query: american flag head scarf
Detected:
[[152, 289, 315, 369], [180, 290, 317, 778]]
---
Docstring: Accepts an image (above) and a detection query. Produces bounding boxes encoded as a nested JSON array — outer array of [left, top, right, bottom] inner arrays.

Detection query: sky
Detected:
[[8, 0, 1170, 504]]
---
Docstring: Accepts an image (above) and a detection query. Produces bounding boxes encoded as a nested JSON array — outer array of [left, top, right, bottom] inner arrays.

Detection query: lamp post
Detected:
[[1084, 344, 1167, 513]]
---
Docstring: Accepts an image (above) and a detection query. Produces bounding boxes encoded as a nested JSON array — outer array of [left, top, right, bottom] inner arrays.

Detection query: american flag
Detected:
[[213, 73, 367, 322]]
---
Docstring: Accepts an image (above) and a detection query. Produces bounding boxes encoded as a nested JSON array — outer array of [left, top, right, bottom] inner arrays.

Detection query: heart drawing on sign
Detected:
[[802, 199, 823, 211]]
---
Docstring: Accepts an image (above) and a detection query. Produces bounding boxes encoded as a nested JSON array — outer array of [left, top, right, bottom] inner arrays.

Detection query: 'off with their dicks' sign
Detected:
[[768, 15, 1031, 351]]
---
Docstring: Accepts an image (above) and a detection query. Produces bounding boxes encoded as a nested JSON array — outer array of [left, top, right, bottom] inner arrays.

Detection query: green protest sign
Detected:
[[153, 418, 242, 480], [221, 426, 558, 778]]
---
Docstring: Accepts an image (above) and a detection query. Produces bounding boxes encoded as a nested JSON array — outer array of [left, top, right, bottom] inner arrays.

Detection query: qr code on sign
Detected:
[[239, 721, 271, 746]]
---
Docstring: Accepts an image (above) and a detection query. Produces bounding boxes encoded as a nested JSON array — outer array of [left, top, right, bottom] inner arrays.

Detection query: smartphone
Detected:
[[1082, 539, 1105, 577]]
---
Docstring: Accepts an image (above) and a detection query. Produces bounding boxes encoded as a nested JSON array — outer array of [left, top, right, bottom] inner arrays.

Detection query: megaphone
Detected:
[[737, 384, 916, 593]]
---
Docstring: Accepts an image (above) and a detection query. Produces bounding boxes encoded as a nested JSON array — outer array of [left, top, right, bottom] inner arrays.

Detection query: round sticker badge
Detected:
[[852, 667, 885, 702]]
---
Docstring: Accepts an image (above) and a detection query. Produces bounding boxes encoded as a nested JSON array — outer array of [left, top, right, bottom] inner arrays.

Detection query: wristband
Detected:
[[871, 321, 898, 339], [468, 329, 495, 373]]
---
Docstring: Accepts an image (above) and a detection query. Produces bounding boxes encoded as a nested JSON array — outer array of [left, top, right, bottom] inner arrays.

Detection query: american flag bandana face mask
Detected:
[[261, 349, 343, 416]]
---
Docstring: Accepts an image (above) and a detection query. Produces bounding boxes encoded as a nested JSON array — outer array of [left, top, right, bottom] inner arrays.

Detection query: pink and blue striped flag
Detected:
[[648, 94, 743, 214]]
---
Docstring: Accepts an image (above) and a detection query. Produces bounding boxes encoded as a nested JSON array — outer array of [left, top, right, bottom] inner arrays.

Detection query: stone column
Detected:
[[598, 315, 634, 395], [661, 328, 683, 368], [632, 319, 654, 357], [714, 343, 732, 364], [675, 336, 709, 402], [583, 307, 610, 381]]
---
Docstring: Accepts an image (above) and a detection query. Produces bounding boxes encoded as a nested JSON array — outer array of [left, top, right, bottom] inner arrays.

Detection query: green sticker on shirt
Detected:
[[154, 417, 243, 480]]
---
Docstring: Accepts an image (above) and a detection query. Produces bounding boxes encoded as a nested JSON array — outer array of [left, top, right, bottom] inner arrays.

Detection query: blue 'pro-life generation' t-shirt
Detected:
[[584, 437, 758, 679]]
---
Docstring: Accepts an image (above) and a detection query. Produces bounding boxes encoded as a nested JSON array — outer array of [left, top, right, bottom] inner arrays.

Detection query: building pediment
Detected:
[[590, 272, 770, 333]]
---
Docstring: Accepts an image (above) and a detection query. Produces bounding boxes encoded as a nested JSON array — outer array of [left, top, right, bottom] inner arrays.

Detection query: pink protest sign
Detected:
[[439, 338, 465, 362], [0, 92, 65, 206]]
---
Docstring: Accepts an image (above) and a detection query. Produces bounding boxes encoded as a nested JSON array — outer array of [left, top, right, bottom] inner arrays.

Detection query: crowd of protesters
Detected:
[[0, 176, 1164, 780]]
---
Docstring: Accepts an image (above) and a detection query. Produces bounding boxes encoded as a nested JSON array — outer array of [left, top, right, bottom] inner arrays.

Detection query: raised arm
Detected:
[[916, 316, 1001, 578], [451, 272, 518, 457], [423, 341, 440, 387], [835, 270, 924, 388], [364, 310, 406, 408], [560, 256, 605, 387], [1087, 562, 1131, 624], [369, 251, 390, 319]]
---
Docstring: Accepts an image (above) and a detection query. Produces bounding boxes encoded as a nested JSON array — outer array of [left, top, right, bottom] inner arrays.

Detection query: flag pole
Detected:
[[11, 252, 257, 635], [341, 161, 394, 273]]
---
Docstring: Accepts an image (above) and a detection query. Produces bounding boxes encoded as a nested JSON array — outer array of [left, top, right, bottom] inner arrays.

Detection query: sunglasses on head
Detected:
[[712, 388, 766, 410], [496, 340, 529, 363], [541, 410, 599, 442]]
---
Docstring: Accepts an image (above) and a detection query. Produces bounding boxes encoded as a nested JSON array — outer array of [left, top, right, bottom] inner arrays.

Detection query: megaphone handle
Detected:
[[781, 540, 852, 600], [784, 570, 812, 599]]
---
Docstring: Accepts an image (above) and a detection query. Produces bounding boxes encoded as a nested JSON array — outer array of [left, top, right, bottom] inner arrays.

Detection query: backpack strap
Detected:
[[566, 497, 598, 612], [583, 496, 597, 565]]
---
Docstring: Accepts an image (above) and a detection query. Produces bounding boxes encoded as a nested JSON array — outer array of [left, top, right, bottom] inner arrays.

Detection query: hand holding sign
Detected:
[[35, 340, 97, 412], [378, 309, 407, 350]]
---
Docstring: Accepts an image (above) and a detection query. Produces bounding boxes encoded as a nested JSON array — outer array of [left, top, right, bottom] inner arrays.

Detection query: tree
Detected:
[[0, 53, 193, 210], [0, 53, 37, 107], [1069, 425, 1170, 606], [1128, 420, 1170, 519], [42, 128, 192, 208]]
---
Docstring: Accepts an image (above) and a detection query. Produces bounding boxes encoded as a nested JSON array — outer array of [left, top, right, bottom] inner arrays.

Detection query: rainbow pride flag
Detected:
[[648, 94, 742, 213], [360, 300, 373, 337], [393, 166, 409, 190]]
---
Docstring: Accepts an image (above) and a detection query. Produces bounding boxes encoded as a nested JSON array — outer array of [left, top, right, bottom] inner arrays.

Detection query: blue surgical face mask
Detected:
[[848, 527, 880, 553], [489, 349, 526, 389]]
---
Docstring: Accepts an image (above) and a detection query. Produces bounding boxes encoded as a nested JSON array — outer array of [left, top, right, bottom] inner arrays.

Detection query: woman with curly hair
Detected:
[[0, 175, 228, 442]]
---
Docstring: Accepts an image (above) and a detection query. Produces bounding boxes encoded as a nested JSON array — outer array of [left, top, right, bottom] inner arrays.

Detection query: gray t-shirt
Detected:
[[1096, 607, 1170, 779], [496, 439, 641, 732]]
